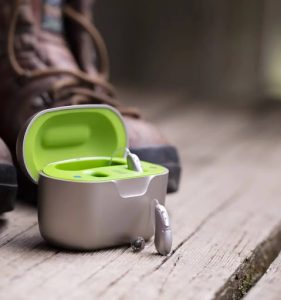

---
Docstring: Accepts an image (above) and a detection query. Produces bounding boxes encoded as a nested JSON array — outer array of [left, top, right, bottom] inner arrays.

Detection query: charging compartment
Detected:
[[17, 105, 168, 250]]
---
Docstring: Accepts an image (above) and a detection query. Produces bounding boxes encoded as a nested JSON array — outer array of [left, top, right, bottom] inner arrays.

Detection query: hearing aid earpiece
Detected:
[[129, 199, 173, 256], [154, 199, 172, 256], [126, 148, 143, 172], [130, 236, 145, 252]]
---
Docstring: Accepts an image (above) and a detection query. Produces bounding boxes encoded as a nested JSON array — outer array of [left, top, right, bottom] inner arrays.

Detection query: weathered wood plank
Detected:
[[68, 166, 281, 300], [1, 92, 281, 299], [244, 251, 281, 300]]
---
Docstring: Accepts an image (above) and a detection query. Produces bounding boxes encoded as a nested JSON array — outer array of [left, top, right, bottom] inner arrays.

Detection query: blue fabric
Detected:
[[41, 0, 63, 33]]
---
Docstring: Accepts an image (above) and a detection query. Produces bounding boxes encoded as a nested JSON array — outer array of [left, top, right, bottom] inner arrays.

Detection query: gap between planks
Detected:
[[244, 247, 281, 300]]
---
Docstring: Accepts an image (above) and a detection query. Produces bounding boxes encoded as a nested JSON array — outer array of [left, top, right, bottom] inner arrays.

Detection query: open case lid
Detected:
[[16, 105, 128, 183]]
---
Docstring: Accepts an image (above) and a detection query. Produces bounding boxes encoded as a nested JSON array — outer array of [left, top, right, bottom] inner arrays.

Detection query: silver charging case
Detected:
[[17, 105, 168, 250]]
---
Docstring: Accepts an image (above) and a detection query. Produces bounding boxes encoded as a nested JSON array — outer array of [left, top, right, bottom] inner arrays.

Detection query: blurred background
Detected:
[[94, 0, 281, 103]]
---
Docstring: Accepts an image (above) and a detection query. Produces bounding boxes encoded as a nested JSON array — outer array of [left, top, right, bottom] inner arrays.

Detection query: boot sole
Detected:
[[0, 164, 17, 213], [130, 145, 181, 193]]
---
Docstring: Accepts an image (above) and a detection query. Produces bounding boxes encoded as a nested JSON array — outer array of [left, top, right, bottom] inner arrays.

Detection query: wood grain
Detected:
[[1, 90, 281, 299]]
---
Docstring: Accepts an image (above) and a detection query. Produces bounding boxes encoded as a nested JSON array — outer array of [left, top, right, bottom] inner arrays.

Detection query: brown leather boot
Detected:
[[64, 0, 181, 192], [0, 0, 180, 198], [0, 139, 17, 213]]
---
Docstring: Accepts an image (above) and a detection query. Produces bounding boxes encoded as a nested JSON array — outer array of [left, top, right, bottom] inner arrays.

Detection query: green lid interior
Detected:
[[22, 105, 127, 182]]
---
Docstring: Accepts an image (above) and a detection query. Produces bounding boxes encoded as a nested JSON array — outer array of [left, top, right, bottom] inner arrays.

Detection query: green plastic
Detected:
[[23, 106, 127, 182], [43, 157, 167, 182]]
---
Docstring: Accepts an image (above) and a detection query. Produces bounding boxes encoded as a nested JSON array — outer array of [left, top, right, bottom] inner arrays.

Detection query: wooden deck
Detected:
[[1, 89, 281, 299]]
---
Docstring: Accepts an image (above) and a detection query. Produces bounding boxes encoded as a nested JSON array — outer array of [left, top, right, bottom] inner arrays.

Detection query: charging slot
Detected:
[[91, 172, 109, 178]]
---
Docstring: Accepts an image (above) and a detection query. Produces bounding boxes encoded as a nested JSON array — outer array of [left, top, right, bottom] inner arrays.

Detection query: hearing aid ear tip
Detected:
[[131, 236, 145, 252]]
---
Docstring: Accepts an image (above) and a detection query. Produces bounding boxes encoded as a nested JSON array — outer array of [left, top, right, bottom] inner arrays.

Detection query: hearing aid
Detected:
[[126, 150, 172, 256], [130, 200, 172, 256], [126, 148, 143, 172], [154, 199, 172, 256]]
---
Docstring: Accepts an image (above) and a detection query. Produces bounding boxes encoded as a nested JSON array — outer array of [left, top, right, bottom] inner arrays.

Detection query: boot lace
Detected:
[[8, 0, 140, 118]]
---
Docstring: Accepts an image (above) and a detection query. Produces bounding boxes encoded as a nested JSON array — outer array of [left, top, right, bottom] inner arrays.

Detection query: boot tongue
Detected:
[[41, 0, 63, 34], [64, 0, 99, 76], [39, 0, 80, 72]]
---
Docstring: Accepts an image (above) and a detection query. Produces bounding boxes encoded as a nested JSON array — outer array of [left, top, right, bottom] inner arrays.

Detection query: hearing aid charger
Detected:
[[17, 105, 170, 252]]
